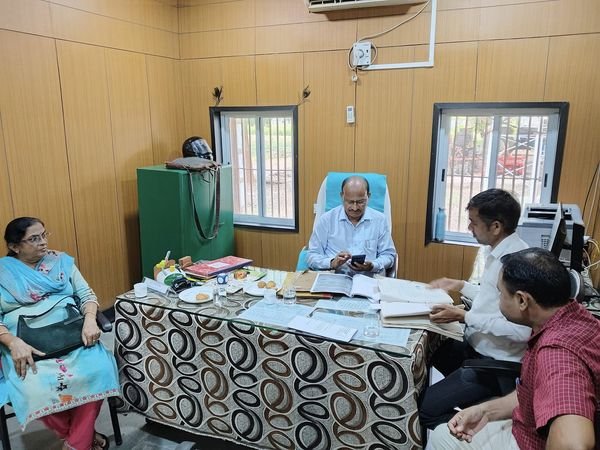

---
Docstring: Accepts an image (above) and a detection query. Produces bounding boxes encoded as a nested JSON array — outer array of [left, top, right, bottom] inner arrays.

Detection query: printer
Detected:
[[517, 203, 585, 272]]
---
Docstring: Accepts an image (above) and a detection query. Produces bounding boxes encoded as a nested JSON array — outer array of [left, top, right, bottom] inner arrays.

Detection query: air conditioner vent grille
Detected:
[[306, 0, 424, 13]]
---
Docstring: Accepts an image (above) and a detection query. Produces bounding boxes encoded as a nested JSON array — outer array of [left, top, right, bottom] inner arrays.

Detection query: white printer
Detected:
[[517, 203, 585, 272]]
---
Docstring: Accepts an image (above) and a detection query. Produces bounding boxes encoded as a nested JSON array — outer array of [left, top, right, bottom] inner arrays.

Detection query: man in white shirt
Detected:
[[419, 189, 530, 429], [306, 175, 396, 276]]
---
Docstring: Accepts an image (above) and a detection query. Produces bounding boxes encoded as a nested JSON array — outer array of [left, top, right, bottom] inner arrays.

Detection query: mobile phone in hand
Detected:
[[351, 254, 366, 265]]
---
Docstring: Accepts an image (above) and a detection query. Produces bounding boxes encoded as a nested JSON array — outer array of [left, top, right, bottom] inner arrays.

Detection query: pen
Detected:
[[164, 250, 171, 265]]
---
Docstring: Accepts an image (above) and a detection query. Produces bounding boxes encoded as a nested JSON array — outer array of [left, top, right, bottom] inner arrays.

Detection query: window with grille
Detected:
[[427, 102, 569, 244], [210, 106, 299, 231]]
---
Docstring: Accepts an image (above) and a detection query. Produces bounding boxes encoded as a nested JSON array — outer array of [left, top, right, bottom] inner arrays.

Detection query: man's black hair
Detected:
[[467, 188, 521, 234], [500, 248, 571, 308]]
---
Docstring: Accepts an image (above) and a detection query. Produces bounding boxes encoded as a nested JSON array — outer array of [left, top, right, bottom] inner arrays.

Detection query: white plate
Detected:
[[243, 281, 280, 297], [178, 286, 214, 304]]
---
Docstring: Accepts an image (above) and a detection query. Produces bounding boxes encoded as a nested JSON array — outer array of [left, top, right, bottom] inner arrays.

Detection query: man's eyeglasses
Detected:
[[21, 231, 50, 245], [343, 198, 368, 206]]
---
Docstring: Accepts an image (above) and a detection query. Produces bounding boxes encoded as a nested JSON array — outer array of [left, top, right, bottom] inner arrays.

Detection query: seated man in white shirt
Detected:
[[306, 175, 396, 276], [419, 188, 531, 430]]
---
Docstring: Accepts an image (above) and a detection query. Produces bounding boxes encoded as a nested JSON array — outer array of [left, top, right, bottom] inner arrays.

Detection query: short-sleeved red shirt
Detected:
[[512, 301, 600, 450]]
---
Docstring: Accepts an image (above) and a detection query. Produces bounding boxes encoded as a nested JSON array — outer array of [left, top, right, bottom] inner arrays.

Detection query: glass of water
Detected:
[[363, 311, 380, 338], [282, 287, 296, 305], [264, 289, 277, 305]]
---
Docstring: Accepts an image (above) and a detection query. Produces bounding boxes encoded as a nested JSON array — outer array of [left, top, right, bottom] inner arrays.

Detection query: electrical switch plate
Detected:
[[352, 41, 372, 67], [346, 105, 355, 124]]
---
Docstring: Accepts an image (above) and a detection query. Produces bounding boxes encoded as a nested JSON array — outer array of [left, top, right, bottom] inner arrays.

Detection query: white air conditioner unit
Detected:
[[305, 0, 425, 13]]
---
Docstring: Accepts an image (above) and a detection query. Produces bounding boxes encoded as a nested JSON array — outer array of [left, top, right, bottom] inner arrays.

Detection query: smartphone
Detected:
[[351, 254, 366, 265]]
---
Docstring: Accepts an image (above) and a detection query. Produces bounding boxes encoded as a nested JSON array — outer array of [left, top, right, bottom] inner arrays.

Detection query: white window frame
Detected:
[[427, 102, 569, 245], [210, 106, 299, 231]]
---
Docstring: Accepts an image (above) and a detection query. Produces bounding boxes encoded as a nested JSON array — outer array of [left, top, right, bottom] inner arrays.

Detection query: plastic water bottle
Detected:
[[435, 207, 446, 242]]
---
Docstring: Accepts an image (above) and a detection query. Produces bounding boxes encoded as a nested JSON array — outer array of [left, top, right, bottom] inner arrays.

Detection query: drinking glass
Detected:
[[363, 311, 380, 338], [282, 287, 296, 305], [264, 290, 277, 305]]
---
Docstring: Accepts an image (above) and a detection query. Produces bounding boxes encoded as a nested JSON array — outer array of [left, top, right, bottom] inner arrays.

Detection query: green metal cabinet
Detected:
[[137, 165, 234, 277]]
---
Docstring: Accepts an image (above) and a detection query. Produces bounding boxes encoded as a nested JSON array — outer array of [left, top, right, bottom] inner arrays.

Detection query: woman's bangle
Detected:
[[0, 330, 10, 338]]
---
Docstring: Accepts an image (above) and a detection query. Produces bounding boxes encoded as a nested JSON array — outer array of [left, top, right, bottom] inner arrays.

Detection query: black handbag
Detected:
[[16, 296, 85, 361]]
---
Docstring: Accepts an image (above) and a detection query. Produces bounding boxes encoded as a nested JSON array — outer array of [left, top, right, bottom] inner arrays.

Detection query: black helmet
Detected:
[[182, 136, 213, 160]]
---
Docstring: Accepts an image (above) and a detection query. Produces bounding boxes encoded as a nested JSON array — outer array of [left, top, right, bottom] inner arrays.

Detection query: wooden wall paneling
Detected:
[[255, 53, 306, 270], [0, 113, 15, 230], [180, 59, 223, 139], [548, 0, 600, 36], [475, 38, 549, 102], [0, 31, 77, 257], [354, 46, 414, 278], [180, 29, 256, 59], [49, 0, 178, 32], [256, 24, 305, 55], [146, 56, 186, 164], [56, 41, 127, 306], [255, 0, 324, 27], [545, 34, 600, 210], [436, 6, 480, 43], [105, 48, 154, 287], [302, 20, 358, 53], [405, 42, 479, 282], [256, 53, 303, 107], [179, 0, 255, 33], [0, 0, 52, 36], [50, 3, 178, 58], [303, 51, 356, 235], [356, 7, 431, 48], [221, 56, 257, 106], [479, 2, 550, 41]]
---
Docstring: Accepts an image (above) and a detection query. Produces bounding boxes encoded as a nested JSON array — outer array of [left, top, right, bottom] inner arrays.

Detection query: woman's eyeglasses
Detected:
[[21, 231, 50, 245]]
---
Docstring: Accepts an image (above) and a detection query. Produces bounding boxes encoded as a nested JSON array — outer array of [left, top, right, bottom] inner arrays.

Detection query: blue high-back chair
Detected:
[[297, 172, 396, 276]]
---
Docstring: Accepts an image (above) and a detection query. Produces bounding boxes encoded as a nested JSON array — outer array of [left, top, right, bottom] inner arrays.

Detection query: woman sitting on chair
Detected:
[[0, 217, 119, 450]]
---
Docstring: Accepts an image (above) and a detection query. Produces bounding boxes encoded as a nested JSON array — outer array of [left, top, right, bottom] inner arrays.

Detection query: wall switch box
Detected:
[[346, 105, 355, 123], [352, 41, 372, 67]]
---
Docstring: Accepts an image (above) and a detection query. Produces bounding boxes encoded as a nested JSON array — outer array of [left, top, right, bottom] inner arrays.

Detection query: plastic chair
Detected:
[[300, 172, 396, 276]]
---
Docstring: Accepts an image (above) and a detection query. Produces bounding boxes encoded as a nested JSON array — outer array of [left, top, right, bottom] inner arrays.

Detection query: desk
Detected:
[[114, 281, 438, 449]]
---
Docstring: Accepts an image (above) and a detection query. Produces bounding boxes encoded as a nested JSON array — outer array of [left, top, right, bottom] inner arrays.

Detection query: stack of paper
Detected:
[[377, 278, 453, 304], [378, 278, 463, 341], [379, 302, 464, 341]]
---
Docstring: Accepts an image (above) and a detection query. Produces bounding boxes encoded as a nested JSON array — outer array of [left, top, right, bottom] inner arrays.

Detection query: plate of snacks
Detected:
[[178, 286, 214, 304], [243, 280, 279, 297]]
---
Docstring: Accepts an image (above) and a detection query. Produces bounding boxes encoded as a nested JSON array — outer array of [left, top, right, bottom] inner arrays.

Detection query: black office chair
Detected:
[[0, 311, 123, 450], [462, 358, 522, 395]]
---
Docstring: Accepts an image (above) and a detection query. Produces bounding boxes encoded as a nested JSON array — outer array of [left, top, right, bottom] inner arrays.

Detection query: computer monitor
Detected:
[[548, 203, 567, 258]]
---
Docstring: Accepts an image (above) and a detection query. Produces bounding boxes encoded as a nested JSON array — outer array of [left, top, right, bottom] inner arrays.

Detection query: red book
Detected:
[[184, 256, 253, 278]]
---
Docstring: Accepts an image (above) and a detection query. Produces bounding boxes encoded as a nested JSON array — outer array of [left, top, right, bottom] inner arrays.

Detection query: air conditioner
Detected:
[[305, 0, 425, 13]]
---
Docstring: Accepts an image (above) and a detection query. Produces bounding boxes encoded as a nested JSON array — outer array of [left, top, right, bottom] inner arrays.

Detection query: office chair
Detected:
[[297, 172, 396, 276], [0, 310, 123, 450]]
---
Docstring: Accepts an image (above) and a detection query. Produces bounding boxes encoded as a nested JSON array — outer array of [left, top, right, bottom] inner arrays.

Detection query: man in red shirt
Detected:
[[427, 248, 599, 450]]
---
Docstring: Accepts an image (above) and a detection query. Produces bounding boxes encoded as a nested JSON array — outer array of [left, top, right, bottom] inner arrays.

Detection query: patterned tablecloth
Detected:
[[114, 286, 438, 450]]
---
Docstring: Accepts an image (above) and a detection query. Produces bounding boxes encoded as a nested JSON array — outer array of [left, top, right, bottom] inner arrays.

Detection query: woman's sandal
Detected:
[[93, 432, 110, 450]]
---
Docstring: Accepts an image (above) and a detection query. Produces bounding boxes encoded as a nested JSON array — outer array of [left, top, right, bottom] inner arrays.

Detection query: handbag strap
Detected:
[[18, 295, 81, 320], [187, 167, 221, 241]]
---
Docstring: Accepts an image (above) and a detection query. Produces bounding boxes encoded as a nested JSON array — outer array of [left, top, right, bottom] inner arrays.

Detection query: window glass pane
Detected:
[[229, 117, 258, 216], [213, 106, 298, 231], [445, 114, 548, 234], [430, 103, 568, 244], [263, 117, 294, 220]]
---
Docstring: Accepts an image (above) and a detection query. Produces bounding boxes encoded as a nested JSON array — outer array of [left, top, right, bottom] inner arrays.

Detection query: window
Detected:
[[427, 102, 569, 244], [210, 106, 299, 231]]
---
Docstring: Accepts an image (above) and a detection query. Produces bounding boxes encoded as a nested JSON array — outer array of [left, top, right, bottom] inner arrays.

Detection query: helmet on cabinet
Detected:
[[182, 136, 213, 160]]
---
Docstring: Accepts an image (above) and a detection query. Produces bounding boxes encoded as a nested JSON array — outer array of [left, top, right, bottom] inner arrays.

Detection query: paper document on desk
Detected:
[[315, 298, 375, 313], [288, 316, 357, 342], [311, 273, 379, 299], [380, 302, 432, 317], [238, 300, 314, 328], [378, 278, 453, 304], [311, 311, 411, 349], [381, 313, 464, 341]]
